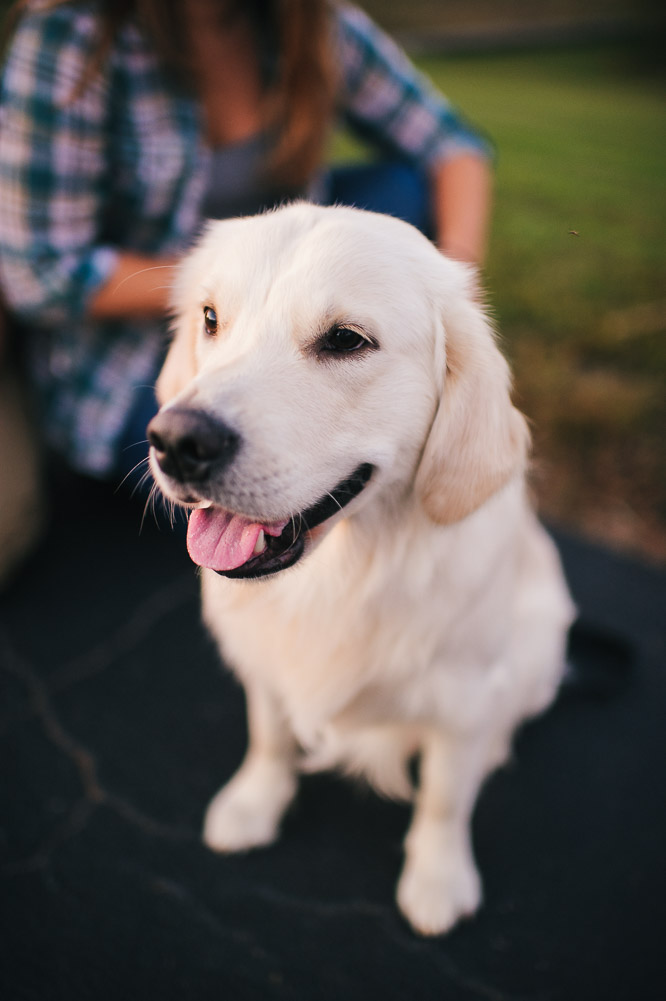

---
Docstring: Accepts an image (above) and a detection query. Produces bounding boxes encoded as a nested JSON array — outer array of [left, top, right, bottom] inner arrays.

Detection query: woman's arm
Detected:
[[0, 7, 181, 326], [431, 153, 492, 265], [336, 6, 494, 264], [0, 8, 109, 325], [88, 252, 178, 319]]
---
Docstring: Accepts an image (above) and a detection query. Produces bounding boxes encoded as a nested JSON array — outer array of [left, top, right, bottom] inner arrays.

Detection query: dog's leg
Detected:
[[203, 680, 298, 853], [396, 727, 498, 936]]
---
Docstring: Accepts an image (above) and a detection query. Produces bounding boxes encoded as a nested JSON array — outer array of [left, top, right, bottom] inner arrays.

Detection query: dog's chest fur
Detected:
[[200, 485, 531, 759]]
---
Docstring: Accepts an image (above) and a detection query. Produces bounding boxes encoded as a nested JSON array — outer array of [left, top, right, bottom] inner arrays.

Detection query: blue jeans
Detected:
[[118, 160, 432, 491], [326, 160, 433, 238]]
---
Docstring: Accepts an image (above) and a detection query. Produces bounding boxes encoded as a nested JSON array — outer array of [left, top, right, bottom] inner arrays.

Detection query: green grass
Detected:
[[421, 46, 665, 333], [333, 42, 666, 559]]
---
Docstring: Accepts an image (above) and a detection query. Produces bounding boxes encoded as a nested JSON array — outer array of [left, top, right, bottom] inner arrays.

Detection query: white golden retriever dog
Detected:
[[148, 203, 575, 936]]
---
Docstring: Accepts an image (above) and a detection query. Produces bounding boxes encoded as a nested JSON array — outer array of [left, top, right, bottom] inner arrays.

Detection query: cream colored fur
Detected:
[[151, 203, 575, 936]]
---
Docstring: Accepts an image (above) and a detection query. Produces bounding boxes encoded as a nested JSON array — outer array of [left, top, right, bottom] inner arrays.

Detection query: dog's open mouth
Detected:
[[186, 463, 374, 579]]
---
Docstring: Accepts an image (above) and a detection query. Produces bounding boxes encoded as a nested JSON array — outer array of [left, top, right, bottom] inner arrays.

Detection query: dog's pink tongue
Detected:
[[187, 507, 265, 571]]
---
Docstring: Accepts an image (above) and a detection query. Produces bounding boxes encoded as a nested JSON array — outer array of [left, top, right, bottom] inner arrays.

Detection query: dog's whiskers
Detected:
[[115, 450, 150, 495], [134, 467, 154, 495], [167, 496, 178, 530], [130, 464, 153, 500], [140, 481, 160, 534], [324, 490, 345, 514]]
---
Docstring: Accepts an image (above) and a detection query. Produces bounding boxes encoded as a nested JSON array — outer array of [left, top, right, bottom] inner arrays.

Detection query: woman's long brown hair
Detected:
[[3, 0, 337, 186]]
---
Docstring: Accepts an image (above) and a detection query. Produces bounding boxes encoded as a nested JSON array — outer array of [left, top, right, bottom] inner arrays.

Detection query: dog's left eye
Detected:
[[320, 327, 370, 355], [203, 306, 218, 337]]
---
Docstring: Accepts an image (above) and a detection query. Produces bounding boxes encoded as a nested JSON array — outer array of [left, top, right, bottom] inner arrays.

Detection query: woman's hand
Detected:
[[88, 252, 178, 319]]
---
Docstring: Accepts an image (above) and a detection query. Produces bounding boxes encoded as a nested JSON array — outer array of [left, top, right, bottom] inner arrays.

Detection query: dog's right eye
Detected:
[[320, 326, 373, 355], [203, 306, 218, 337]]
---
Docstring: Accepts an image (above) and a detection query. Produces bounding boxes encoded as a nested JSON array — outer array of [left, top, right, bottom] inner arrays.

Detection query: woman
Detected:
[[0, 0, 492, 485]]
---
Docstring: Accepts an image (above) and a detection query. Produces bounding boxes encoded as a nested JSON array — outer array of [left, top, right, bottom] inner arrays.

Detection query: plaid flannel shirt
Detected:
[[0, 0, 492, 476]]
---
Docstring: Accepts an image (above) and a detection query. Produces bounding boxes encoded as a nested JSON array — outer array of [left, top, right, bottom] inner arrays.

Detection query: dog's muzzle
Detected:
[[215, 461, 375, 579], [147, 408, 240, 486], [147, 406, 374, 579]]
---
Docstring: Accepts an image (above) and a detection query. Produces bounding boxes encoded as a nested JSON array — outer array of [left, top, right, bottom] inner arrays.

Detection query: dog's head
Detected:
[[148, 203, 529, 579]]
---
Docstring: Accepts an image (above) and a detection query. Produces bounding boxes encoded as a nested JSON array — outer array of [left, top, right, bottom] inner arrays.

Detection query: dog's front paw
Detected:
[[396, 850, 481, 937], [203, 759, 297, 854]]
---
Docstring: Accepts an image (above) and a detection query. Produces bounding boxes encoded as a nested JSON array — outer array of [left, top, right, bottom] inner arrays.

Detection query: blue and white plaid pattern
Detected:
[[337, 5, 492, 166], [0, 1, 492, 476]]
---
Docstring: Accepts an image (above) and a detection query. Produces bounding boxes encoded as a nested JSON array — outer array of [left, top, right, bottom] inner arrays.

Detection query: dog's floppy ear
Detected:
[[415, 275, 530, 525], [155, 321, 197, 406]]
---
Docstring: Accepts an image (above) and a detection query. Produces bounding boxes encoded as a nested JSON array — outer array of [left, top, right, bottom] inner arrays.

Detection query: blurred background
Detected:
[[1, 0, 664, 564], [337, 1, 666, 564]]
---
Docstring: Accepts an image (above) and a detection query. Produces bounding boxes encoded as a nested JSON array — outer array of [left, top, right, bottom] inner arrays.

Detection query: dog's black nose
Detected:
[[147, 408, 240, 484]]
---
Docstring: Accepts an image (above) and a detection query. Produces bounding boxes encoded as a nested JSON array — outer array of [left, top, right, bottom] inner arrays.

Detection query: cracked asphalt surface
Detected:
[[1, 473, 664, 1000]]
